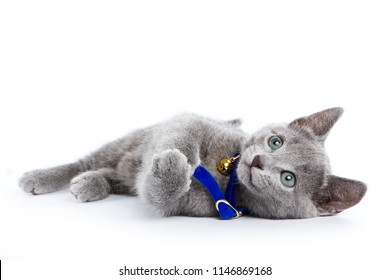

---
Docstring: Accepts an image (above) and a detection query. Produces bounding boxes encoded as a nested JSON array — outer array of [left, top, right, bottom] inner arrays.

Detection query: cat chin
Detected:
[[237, 164, 253, 187]]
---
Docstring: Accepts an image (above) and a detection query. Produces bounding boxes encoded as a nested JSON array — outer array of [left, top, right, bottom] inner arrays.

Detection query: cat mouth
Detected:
[[250, 167, 263, 184], [248, 164, 271, 188], [238, 161, 269, 190], [240, 163, 260, 186]]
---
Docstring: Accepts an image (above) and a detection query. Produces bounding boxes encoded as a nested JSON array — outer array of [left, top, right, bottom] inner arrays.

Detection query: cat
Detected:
[[19, 107, 367, 219]]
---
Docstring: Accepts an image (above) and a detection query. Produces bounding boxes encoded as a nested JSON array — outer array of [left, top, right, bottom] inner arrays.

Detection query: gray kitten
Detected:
[[19, 107, 366, 219]]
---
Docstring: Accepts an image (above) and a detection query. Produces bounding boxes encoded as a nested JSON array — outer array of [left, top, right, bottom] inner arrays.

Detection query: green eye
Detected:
[[281, 171, 296, 188], [268, 136, 283, 149]]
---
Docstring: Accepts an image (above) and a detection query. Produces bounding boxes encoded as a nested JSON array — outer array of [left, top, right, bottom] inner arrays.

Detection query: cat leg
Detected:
[[19, 163, 81, 195], [139, 149, 192, 216], [70, 168, 116, 202], [19, 129, 147, 196]]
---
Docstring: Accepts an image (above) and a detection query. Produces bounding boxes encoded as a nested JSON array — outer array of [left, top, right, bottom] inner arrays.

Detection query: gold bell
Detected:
[[217, 155, 240, 176]]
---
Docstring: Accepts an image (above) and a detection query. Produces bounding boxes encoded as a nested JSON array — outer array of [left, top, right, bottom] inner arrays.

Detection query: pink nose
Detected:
[[251, 155, 264, 170]]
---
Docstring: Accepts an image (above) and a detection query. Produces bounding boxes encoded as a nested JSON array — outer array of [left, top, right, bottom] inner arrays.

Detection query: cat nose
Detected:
[[251, 155, 264, 170]]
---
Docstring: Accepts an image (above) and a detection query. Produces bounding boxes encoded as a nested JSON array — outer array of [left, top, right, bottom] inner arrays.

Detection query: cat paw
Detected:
[[70, 171, 110, 202], [19, 169, 58, 195], [151, 149, 191, 191]]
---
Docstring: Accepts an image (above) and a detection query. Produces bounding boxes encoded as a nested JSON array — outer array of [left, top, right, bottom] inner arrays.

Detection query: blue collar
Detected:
[[192, 154, 245, 220]]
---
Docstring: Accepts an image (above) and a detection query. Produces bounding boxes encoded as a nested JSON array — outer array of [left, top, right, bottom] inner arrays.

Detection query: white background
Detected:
[[1, 0, 389, 279]]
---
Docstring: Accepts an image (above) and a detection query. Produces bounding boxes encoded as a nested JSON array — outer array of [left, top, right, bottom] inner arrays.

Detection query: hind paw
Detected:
[[19, 169, 60, 195], [70, 171, 110, 202]]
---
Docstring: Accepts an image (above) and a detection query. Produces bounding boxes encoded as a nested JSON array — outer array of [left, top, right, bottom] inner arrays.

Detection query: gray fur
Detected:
[[19, 108, 367, 219]]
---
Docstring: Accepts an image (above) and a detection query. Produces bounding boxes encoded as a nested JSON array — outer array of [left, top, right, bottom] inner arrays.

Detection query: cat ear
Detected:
[[288, 107, 344, 141], [317, 175, 367, 216], [226, 118, 242, 127]]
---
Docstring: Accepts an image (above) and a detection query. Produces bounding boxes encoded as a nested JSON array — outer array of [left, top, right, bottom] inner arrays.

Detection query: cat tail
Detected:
[[19, 161, 84, 195]]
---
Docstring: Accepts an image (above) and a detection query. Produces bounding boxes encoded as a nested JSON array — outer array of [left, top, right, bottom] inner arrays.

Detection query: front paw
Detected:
[[151, 149, 192, 191]]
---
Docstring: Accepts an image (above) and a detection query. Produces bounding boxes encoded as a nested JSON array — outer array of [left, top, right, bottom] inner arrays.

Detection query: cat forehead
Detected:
[[249, 123, 315, 144]]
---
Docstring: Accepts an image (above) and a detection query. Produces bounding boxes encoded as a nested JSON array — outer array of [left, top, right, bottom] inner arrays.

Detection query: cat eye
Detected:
[[281, 171, 296, 188], [268, 136, 283, 149]]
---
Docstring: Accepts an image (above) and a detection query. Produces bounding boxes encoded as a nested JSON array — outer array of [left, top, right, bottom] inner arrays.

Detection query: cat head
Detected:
[[237, 107, 367, 219]]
